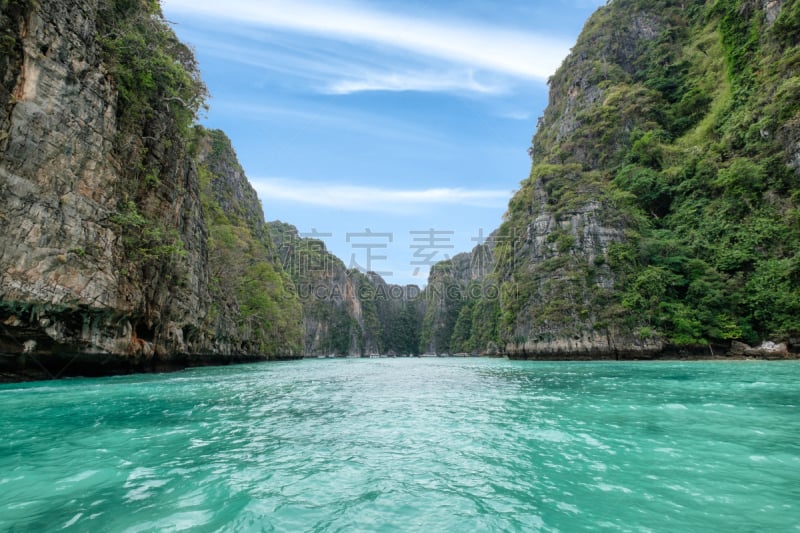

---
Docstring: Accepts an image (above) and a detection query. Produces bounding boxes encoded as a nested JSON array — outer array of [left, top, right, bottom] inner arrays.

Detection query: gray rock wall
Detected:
[[0, 1, 294, 378], [1, 0, 120, 310]]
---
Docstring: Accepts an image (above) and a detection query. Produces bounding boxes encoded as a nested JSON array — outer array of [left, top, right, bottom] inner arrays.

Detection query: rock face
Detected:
[[425, 0, 800, 358], [0, 0, 301, 379], [2, 0, 798, 374], [419, 241, 497, 355], [0, 0, 152, 375], [1, 0, 121, 311], [192, 128, 303, 357], [268, 222, 422, 356], [762, 0, 785, 25], [422, 2, 670, 358]]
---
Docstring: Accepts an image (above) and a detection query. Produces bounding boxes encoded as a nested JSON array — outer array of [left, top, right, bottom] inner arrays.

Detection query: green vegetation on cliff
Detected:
[[419, 250, 501, 355], [431, 0, 800, 355], [98, 2, 304, 357], [5, 0, 797, 372], [268, 222, 422, 356], [597, 0, 800, 346], [98, 0, 208, 267], [194, 129, 303, 357], [1, 0, 306, 367], [98, 0, 207, 135]]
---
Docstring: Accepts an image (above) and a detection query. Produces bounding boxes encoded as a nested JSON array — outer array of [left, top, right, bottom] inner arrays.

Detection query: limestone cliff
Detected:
[[268, 222, 422, 356], [0, 0, 301, 379], [193, 128, 303, 357], [495, 1, 696, 358], [427, 0, 800, 358], [419, 241, 498, 355]]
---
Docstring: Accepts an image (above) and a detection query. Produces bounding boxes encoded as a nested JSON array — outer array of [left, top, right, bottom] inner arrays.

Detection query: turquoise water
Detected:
[[0, 359, 798, 532]]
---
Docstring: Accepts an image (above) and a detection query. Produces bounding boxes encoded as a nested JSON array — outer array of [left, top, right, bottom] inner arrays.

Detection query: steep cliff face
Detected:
[[196, 128, 269, 238], [419, 243, 498, 355], [0, 0, 152, 373], [268, 222, 422, 356], [1, 0, 121, 310], [428, 0, 800, 358], [495, 0, 671, 358], [0, 0, 300, 378], [193, 128, 303, 357]]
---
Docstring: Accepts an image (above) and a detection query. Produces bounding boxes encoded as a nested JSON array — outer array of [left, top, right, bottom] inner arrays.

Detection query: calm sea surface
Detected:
[[0, 358, 798, 532]]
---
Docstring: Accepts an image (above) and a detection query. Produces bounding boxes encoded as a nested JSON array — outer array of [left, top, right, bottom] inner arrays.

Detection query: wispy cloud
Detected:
[[497, 110, 533, 121], [326, 70, 505, 95], [564, 0, 607, 8], [251, 178, 511, 213], [164, 0, 570, 82], [214, 101, 451, 147], [184, 31, 508, 97]]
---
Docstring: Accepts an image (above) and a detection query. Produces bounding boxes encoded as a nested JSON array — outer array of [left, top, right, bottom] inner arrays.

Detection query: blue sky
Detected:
[[161, 0, 605, 286]]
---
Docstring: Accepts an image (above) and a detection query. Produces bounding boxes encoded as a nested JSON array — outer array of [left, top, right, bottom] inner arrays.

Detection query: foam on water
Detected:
[[1, 358, 799, 531]]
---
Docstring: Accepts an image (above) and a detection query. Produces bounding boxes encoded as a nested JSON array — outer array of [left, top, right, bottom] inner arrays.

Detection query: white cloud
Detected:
[[177, 27, 508, 96], [214, 101, 450, 147], [251, 178, 511, 213], [189, 33, 507, 96], [565, 0, 607, 8], [497, 110, 533, 121], [326, 70, 505, 95], [163, 0, 570, 81]]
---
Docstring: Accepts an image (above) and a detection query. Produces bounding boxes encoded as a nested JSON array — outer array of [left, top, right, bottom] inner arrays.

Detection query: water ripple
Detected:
[[0, 359, 798, 531]]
